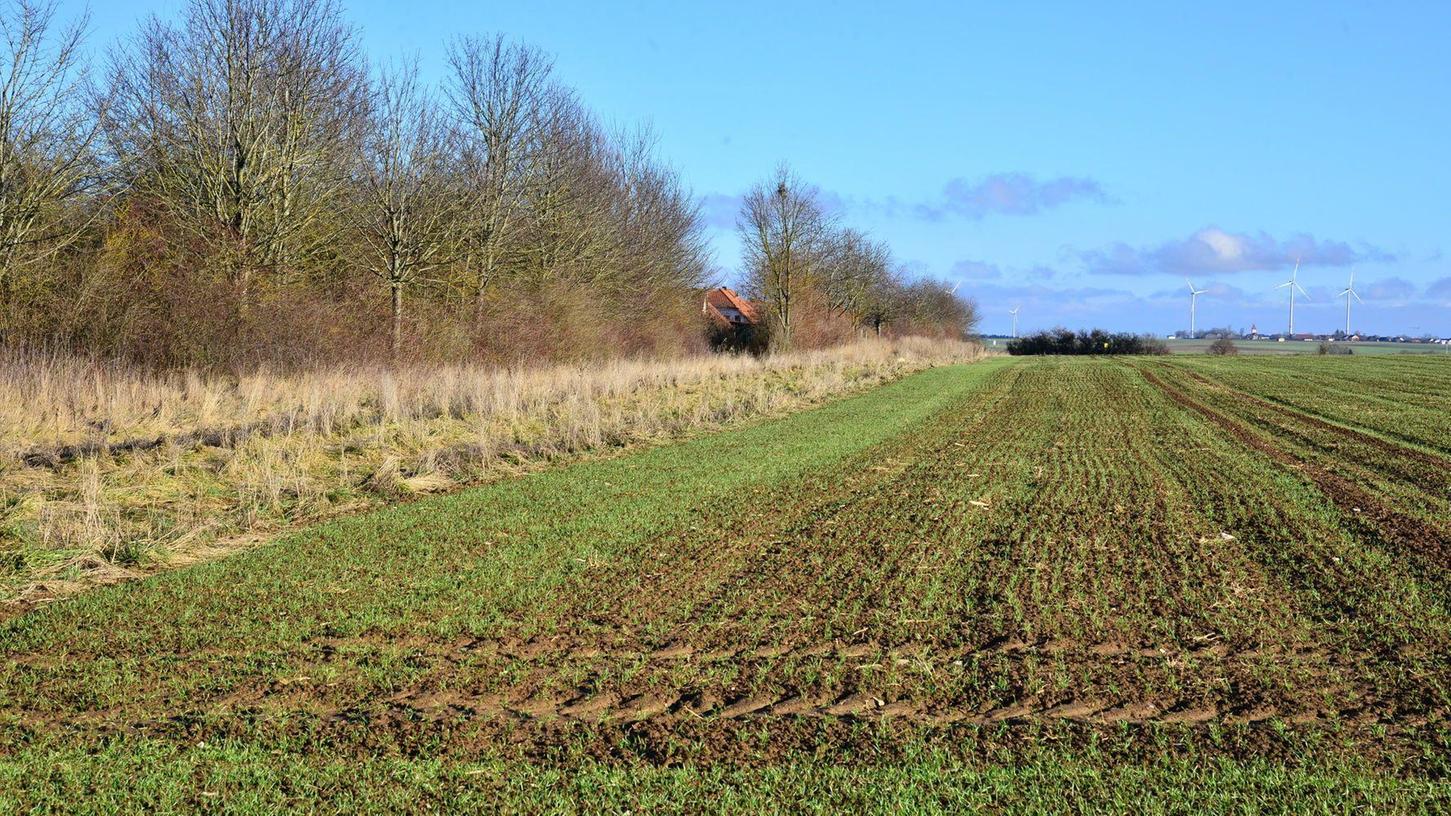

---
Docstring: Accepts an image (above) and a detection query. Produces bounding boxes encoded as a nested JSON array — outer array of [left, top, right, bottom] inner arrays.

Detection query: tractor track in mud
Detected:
[[363, 637, 1424, 731], [15, 631, 1434, 743]]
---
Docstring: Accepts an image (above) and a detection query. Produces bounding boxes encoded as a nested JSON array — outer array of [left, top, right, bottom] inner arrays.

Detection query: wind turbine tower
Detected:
[[1186, 279, 1207, 338], [1338, 270, 1362, 336], [1275, 259, 1309, 336], [1009, 306, 1020, 339]]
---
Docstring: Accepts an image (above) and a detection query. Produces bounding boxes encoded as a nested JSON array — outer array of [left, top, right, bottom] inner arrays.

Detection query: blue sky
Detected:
[[68, 1, 1451, 335]]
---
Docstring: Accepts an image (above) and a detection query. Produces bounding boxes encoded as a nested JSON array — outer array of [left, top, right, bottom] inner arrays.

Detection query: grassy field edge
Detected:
[[5, 739, 1448, 815]]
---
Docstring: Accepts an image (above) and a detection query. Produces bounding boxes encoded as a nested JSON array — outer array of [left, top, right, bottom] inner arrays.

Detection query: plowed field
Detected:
[[4, 356, 1450, 812]]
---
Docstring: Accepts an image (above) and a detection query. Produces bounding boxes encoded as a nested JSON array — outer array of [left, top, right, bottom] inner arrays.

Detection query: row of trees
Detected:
[[0, 0, 708, 365], [1007, 328, 1169, 356], [0, 0, 976, 366], [737, 166, 977, 350]]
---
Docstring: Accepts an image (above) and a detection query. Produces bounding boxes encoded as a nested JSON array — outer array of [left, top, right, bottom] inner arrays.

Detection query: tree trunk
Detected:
[[473, 245, 493, 324], [391, 280, 404, 360]]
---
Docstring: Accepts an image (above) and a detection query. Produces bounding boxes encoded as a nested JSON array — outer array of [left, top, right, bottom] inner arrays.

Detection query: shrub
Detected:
[[1317, 341, 1353, 355], [1208, 338, 1239, 356]]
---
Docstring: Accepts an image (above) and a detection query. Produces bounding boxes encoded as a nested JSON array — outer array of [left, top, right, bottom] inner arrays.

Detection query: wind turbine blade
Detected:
[[1274, 281, 1291, 289], [1352, 291, 1363, 303], [1295, 283, 1309, 298]]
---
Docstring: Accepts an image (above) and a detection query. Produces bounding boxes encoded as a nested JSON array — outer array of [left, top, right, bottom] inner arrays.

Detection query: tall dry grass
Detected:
[[0, 338, 982, 602]]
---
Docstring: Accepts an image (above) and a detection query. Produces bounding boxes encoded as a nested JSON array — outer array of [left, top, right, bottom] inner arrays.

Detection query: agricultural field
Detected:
[[1163, 338, 1451, 355], [980, 337, 1451, 355], [2, 355, 1451, 812]]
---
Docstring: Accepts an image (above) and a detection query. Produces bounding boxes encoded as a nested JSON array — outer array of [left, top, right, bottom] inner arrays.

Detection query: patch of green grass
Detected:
[[3, 739, 1446, 815]]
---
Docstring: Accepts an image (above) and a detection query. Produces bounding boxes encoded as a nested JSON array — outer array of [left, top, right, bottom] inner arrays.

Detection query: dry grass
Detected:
[[0, 338, 982, 602]]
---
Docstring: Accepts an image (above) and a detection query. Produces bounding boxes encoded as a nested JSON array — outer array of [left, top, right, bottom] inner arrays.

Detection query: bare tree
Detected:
[[819, 227, 891, 329], [353, 59, 462, 358], [884, 274, 979, 338], [0, 0, 101, 299], [522, 92, 622, 284], [739, 164, 830, 350], [445, 34, 551, 319], [105, 0, 365, 308], [611, 125, 708, 296]]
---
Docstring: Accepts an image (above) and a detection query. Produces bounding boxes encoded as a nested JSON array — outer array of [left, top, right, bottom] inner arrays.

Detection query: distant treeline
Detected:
[[1007, 328, 1169, 356], [0, 0, 976, 368]]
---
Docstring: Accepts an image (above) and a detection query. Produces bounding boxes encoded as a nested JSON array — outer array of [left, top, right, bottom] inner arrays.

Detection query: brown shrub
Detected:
[[1208, 337, 1239, 356]]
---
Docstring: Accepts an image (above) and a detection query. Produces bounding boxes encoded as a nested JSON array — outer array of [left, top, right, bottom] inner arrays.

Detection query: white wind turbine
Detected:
[[1009, 305, 1020, 338], [1338, 270, 1362, 336], [1274, 259, 1309, 336], [1185, 279, 1207, 338]]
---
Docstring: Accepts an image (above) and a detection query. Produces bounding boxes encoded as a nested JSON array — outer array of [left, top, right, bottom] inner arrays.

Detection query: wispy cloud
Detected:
[[702, 171, 1105, 229], [950, 259, 1002, 280], [1361, 277, 1418, 301], [949, 259, 1056, 283], [915, 173, 1109, 221], [697, 193, 743, 229], [1425, 277, 1451, 304], [961, 282, 1137, 316], [1080, 227, 1394, 276]]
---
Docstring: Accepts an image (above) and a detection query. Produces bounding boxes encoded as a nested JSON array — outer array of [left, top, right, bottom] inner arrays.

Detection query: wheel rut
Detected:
[[364, 683, 1408, 729]]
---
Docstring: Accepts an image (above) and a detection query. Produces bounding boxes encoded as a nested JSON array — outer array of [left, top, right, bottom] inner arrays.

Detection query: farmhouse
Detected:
[[703, 287, 760, 329], [703, 287, 766, 352]]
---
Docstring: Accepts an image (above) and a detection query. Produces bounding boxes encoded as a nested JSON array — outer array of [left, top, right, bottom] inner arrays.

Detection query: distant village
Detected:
[[1170, 324, 1451, 345]]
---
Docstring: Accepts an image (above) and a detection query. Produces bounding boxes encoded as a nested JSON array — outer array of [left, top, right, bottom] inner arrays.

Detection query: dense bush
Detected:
[[1208, 337, 1239, 356], [1006, 328, 1169, 356], [1318, 341, 1353, 355]]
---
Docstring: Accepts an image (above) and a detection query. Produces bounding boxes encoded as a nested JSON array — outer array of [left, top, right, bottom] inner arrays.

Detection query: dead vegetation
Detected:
[[0, 337, 982, 602]]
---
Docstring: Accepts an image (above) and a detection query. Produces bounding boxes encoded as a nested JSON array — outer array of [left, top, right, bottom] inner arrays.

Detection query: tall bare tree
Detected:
[[353, 59, 461, 358], [521, 91, 620, 284], [739, 164, 830, 350], [445, 34, 551, 319], [0, 0, 101, 300], [889, 275, 979, 338], [611, 125, 708, 296], [105, 0, 365, 308], [819, 227, 891, 329]]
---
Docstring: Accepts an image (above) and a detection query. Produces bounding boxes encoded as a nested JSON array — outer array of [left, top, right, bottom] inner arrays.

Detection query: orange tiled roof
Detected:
[[703, 287, 761, 327]]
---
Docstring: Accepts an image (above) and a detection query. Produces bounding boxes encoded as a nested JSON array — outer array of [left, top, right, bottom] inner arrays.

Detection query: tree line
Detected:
[[735, 165, 976, 352], [1007, 328, 1169, 356], [0, 0, 976, 367]]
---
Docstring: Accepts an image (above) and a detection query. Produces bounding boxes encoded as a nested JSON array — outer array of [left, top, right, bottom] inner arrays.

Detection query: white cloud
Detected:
[[915, 173, 1109, 221], [1080, 226, 1394, 276]]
